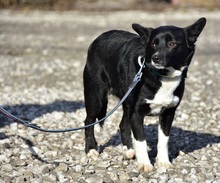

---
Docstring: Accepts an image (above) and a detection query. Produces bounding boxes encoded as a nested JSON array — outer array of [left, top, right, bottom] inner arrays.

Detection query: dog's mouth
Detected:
[[150, 60, 186, 78], [151, 60, 165, 69]]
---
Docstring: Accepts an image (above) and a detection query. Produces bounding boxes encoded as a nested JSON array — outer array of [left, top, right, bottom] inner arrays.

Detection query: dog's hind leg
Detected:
[[97, 98, 108, 127], [84, 94, 108, 157], [84, 91, 108, 156], [120, 105, 135, 159], [84, 67, 109, 157]]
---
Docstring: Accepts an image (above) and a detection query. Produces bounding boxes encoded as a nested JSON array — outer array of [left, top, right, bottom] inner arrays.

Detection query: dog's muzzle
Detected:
[[151, 53, 165, 69]]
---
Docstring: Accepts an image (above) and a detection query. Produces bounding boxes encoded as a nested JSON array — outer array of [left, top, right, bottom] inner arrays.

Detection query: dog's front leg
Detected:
[[156, 107, 176, 169], [130, 113, 154, 173]]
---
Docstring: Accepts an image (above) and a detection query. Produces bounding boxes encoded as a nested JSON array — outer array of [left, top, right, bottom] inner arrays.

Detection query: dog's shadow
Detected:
[[0, 100, 84, 128], [101, 124, 220, 163], [1, 101, 220, 165]]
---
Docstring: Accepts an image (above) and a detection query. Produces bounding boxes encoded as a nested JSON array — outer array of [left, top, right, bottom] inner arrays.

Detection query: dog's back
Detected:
[[84, 30, 145, 98]]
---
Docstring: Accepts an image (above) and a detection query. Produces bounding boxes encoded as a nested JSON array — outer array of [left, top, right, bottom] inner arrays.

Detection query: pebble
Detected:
[[159, 174, 169, 181], [75, 164, 82, 172], [119, 173, 130, 182], [86, 176, 104, 183], [41, 165, 50, 174], [1, 164, 13, 172], [109, 171, 119, 181], [55, 163, 69, 172], [157, 166, 167, 174], [181, 169, 188, 174], [43, 174, 57, 182]]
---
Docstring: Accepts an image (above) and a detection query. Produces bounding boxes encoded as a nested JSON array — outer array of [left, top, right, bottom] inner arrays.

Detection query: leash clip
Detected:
[[138, 55, 145, 69], [134, 56, 145, 82]]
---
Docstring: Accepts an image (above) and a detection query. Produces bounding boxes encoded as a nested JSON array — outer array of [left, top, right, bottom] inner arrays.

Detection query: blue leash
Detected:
[[0, 56, 145, 133]]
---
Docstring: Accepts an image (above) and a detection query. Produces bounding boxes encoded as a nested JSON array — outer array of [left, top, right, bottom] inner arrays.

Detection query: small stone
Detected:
[[41, 165, 50, 174], [3, 143, 10, 149], [30, 177, 44, 183], [191, 168, 196, 175], [174, 178, 184, 183], [15, 176, 27, 183], [86, 175, 103, 183], [10, 123, 18, 130], [0, 154, 7, 162], [23, 171, 34, 181], [179, 150, 185, 155], [57, 172, 69, 182], [157, 166, 167, 174], [98, 161, 110, 169], [182, 169, 188, 174], [55, 163, 69, 172], [2, 175, 13, 183], [10, 158, 27, 166], [1, 164, 13, 172], [119, 173, 130, 182], [206, 79, 213, 85], [159, 173, 169, 181], [109, 171, 118, 181], [20, 153, 27, 160], [103, 176, 114, 183], [43, 174, 57, 182], [75, 164, 82, 172], [128, 171, 139, 178], [80, 156, 89, 164], [148, 178, 157, 183]]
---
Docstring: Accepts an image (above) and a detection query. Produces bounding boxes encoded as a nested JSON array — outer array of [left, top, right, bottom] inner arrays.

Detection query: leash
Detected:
[[0, 56, 145, 133]]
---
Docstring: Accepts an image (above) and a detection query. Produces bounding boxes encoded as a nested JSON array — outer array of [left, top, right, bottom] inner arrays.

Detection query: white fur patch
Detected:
[[145, 73, 181, 115], [131, 133, 152, 166], [156, 125, 170, 165], [165, 66, 183, 77]]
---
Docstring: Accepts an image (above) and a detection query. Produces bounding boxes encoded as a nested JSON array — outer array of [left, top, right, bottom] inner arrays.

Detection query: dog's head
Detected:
[[133, 18, 206, 77]]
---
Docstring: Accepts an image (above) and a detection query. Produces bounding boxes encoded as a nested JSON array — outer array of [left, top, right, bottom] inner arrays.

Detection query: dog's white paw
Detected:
[[123, 146, 135, 159], [138, 163, 154, 173], [87, 149, 99, 158], [156, 161, 173, 169]]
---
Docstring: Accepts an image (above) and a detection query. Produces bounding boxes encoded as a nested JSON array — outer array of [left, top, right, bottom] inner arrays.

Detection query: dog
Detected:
[[83, 17, 206, 172]]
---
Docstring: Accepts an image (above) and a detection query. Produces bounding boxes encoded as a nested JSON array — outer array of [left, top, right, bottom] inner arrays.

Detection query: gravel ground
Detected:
[[0, 9, 220, 183]]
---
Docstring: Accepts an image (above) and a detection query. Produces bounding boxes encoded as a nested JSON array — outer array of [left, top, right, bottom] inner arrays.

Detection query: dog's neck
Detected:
[[147, 65, 187, 79], [164, 66, 187, 78]]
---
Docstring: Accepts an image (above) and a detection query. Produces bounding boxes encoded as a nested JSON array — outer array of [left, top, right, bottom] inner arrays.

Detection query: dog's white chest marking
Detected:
[[145, 76, 181, 114]]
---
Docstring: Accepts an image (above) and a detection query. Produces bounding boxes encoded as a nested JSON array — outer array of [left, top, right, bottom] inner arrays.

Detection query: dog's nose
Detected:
[[152, 54, 161, 64]]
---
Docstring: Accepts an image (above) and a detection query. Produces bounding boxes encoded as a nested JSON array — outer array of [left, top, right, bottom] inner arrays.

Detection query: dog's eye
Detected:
[[168, 41, 176, 48], [150, 42, 156, 49]]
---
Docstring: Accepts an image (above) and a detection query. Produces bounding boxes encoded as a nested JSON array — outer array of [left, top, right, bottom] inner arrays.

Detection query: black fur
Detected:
[[83, 18, 206, 171]]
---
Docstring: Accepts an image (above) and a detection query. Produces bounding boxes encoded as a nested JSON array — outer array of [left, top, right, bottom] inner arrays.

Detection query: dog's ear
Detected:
[[132, 23, 153, 46], [184, 17, 206, 48]]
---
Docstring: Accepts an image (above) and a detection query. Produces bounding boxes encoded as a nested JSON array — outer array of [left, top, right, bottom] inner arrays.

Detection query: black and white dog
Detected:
[[83, 18, 206, 172]]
